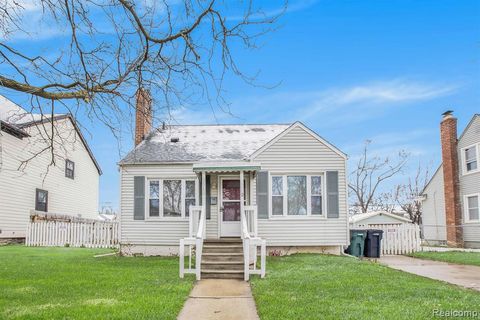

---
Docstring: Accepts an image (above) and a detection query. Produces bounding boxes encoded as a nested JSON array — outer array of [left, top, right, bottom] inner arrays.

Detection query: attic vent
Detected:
[[170, 137, 179, 143]]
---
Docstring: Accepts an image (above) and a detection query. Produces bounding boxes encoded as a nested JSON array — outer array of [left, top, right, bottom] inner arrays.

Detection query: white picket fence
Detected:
[[26, 221, 119, 248], [352, 224, 421, 255]]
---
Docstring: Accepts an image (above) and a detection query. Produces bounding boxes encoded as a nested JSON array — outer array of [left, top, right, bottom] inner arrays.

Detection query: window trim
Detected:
[[65, 159, 75, 179], [461, 143, 479, 176], [35, 188, 48, 212], [268, 172, 327, 219], [146, 178, 196, 220], [464, 193, 480, 224]]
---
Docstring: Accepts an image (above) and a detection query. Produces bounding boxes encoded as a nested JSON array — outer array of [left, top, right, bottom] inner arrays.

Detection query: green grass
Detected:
[[250, 254, 480, 320], [0, 245, 194, 320], [409, 251, 480, 267]]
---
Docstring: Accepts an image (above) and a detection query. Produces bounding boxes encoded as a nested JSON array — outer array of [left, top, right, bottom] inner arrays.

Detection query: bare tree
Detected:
[[0, 0, 284, 168], [392, 164, 430, 225], [349, 140, 409, 213]]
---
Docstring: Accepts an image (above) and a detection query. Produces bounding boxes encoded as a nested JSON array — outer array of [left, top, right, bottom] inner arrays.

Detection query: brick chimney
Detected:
[[135, 88, 152, 146], [440, 110, 463, 247]]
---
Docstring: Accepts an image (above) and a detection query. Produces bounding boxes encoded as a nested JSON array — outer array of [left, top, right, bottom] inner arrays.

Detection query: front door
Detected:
[[220, 178, 243, 237]]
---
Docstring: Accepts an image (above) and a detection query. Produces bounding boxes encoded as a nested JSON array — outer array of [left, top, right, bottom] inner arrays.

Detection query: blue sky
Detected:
[[1, 0, 479, 211]]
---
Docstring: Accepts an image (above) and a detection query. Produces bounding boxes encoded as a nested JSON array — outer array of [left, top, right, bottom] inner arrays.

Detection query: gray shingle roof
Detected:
[[120, 124, 291, 164]]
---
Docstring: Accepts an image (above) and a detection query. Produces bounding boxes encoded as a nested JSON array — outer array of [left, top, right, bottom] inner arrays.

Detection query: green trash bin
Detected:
[[346, 229, 367, 257]]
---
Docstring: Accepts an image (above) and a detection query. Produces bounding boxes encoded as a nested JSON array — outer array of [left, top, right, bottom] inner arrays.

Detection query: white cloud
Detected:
[[293, 78, 461, 123], [324, 79, 459, 105], [220, 78, 461, 127]]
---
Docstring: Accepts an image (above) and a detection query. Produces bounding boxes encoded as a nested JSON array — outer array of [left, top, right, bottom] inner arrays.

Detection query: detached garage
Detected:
[[349, 211, 412, 228]]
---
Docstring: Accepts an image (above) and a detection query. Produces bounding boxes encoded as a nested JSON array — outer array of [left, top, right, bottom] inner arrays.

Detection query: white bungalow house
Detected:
[[422, 112, 480, 248], [349, 211, 412, 228], [119, 90, 348, 279], [0, 95, 101, 241]]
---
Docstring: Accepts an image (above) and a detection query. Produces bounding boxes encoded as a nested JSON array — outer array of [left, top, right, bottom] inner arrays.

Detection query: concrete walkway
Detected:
[[380, 255, 480, 291], [178, 279, 260, 320]]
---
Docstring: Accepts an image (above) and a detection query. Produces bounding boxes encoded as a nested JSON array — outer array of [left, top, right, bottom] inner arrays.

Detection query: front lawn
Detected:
[[409, 251, 480, 267], [250, 254, 480, 320], [0, 246, 194, 320]]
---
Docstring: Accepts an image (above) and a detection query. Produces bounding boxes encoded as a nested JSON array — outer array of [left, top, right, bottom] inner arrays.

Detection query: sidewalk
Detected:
[[379, 255, 480, 291], [178, 279, 260, 320]]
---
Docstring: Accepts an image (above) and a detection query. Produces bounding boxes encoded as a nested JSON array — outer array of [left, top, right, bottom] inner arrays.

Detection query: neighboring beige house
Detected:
[[0, 95, 101, 240], [349, 211, 412, 228], [119, 90, 349, 264], [422, 112, 480, 248]]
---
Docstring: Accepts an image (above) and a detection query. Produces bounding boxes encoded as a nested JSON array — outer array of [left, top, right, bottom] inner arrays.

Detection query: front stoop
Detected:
[[202, 239, 244, 279]]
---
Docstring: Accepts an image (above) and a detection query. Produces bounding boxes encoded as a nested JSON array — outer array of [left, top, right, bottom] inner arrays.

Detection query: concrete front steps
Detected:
[[201, 238, 244, 279]]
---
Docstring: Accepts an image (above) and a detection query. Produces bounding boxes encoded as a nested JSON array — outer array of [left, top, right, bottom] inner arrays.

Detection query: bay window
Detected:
[[148, 179, 196, 218], [270, 174, 324, 216]]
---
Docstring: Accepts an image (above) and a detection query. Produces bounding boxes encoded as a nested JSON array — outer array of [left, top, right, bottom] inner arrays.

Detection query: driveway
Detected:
[[380, 255, 480, 291]]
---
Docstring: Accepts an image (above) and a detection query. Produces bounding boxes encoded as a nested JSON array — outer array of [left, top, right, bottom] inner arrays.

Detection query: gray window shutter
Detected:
[[206, 175, 211, 220], [326, 171, 339, 218], [256, 171, 269, 219], [134, 176, 145, 220]]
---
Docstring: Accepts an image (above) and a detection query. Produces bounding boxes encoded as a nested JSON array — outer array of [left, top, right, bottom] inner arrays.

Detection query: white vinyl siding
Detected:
[[253, 125, 348, 246], [458, 115, 480, 246], [0, 118, 99, 238], [421, 166, 447, 243]]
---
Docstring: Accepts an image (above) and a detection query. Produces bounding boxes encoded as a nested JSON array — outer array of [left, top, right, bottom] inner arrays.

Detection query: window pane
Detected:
[[466, 146, 478, 172], [186, 181, 195, 198], [36, 189, 48, 212], [311, 196, 322, 215], [272, 196, 283, 215], [311, 176, 321, 195], [38, 192, 47, 203], [163, 180, 181, 217], [185, 199, 195, 217], [469, 209, 479, 221], [466, 146, 477, 161], [468, 196, 479, 220], [149, 199, 159, 217], [150, 181, 159, 198], [287, 176, 307, 215], [467, 161, 478, 172], [272, 177, 283, 196], [468, 196, 479, 209], [222, 180, 240, 200], [223, 202, 241, 221]]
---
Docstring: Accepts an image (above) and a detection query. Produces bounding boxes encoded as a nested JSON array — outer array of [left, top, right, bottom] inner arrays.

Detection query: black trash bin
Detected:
[[345, 229, 367, 257], [364, 229, 384, 258]]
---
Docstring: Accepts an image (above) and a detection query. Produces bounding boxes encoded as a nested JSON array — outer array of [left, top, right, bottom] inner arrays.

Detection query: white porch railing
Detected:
[[179, 206, 206, 280], [241, 205, 266, 281]]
